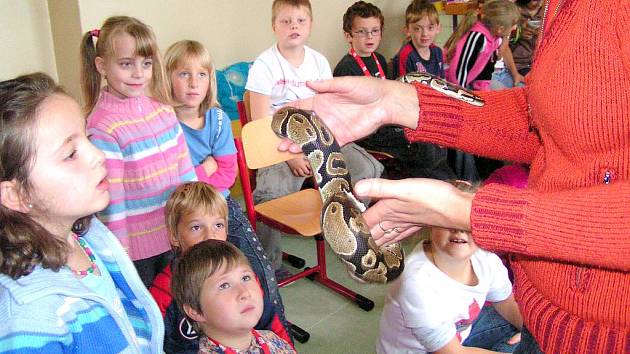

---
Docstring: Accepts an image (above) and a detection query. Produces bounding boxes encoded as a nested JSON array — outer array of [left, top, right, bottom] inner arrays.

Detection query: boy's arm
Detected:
[[429, 336, 500, 354], [248, 91, 271, 120]]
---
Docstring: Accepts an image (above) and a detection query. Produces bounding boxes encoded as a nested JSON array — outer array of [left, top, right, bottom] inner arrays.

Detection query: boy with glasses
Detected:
[[333, 1, 390, 79]]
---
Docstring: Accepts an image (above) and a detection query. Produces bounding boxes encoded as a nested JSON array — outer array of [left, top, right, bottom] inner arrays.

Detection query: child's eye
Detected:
[[218, 282, 231, 290], [214, 222, 225, 230], [120, 61, 132, 68], [198, 72, 208, 78], [143, 60, 153, 68], [190, 224, 201, 232], [242, 274, 252, 282], [178, 72, 190, 78], [281, 19, 290, 25], [64, 149, 77, 161], [298, 18, 306, 24]]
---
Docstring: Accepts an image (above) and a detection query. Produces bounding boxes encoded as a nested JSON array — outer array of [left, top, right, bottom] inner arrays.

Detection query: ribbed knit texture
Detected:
[[88, 90, 197, 260], [406, 0, 630, 352]]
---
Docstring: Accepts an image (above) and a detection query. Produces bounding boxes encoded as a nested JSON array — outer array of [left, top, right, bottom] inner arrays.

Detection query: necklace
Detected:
[[349, 47, 386, 80], [533, 0, 567, 63], [71, 233, 98, 276]]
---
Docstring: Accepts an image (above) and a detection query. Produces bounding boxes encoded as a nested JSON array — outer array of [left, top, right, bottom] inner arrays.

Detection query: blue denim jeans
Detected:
[[225, 196, 291, 342], [513, 327, 543, 354], [462, 305, 520, 352]]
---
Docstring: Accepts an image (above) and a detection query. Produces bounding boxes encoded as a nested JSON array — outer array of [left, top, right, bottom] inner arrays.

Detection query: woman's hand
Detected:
[[278, 76, 419, 153], [354, 178, 475, 246]]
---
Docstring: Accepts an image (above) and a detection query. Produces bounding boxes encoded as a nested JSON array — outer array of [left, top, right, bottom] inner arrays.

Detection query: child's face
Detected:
[[430, 227, 478, 260], [492, 24, 517, 38], [195, 263, 263, 337], [406, 16, 441, 50], [344, 16, 382, 57], [27, 94, 110, 230], [173, 210, 227, 252], [170, 58, 210, 111], [272, 5, 312, 50], [95, 33, 153, 99]]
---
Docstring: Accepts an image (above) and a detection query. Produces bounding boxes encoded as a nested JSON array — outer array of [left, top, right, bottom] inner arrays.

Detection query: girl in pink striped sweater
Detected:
[[80, 16, 197, 286]]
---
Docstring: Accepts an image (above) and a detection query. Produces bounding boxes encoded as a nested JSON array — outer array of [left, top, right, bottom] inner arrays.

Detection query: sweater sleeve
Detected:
[[196, 154, 237, 192], [405, 83, 541, 163], [174, 121, 197, 183], [88, 126, 130, 251], [471, 181, 630, 271]]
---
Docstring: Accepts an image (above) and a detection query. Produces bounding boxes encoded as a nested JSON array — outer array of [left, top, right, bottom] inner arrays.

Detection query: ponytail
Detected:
[[80, 30, 102, 114], [444, 10, 479, 61]]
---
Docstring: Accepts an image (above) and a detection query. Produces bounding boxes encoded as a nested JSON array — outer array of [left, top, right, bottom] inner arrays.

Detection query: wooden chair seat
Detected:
[[254, 189, 323, 237]]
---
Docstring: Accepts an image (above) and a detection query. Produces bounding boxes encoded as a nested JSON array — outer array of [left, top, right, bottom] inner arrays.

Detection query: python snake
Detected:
[[271, 108, 404, 283]]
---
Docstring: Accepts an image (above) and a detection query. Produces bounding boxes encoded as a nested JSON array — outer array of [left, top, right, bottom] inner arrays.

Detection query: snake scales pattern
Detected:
[[271, 107, 404, 283]]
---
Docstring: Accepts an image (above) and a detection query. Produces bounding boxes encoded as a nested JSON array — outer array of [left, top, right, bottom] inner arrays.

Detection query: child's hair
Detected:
[[80, 16, 170, 113], [0, 73, 89, 279], [165, 182, 228, 246], [342, 1, 384, 34], [164, 40, 219, 115], [444, 0, 519, 60], [271, 0, 313, 24], [405, 0, 440, 26], [171, 239, 250, 332]]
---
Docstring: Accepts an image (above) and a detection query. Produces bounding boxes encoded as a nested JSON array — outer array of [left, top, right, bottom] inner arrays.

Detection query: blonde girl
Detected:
[[80, 16, 197, 287], [0, 73, 163, 352], [444, 0, 519, 91], [163, 41, 293, 347]]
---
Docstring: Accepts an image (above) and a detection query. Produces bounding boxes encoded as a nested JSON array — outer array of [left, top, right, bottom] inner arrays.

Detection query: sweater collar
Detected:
[[96, 87, 151, 113], [0, 266, 88, 305]]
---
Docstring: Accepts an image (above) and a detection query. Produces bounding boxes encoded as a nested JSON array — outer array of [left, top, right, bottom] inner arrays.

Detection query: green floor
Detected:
[[278, 233, 424, 354]]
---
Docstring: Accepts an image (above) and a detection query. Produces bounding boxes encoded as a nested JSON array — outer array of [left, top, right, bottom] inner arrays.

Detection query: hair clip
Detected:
[[89, 29, 100, 38]]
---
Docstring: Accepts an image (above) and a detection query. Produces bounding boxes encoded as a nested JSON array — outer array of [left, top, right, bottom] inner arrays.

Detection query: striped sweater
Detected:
[[0, 217, 164, 353], [406, 0, 630, 352], [88, 89, 197, 260]]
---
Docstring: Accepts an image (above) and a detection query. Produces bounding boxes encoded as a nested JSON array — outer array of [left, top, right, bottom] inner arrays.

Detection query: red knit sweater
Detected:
[[406, 0, 630, 352]]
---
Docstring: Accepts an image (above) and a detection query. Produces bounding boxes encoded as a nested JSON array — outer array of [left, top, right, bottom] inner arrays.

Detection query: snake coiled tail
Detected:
[[271, 107, 404, 283]]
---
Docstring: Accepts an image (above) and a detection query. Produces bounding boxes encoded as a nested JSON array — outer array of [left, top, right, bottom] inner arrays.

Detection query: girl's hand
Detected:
[[201, 156, 218, 176], [278, 77, 419, 153], [286, 156, 312, 177], [507, 332, 522, 345], [513, 73, 525, 86], [353, 178, 475, 246]]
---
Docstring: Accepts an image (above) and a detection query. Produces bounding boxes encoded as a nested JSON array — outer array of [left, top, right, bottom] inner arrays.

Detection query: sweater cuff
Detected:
[[404, 83, 465, 146], [471, 183, 531, 254]]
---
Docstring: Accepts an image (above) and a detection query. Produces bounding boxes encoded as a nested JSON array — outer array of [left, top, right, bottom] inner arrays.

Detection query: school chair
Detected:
[[234, 117, 375, 314]]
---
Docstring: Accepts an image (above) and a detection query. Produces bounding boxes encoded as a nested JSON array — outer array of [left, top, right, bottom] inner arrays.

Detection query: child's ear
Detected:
[[344, 31, 353, 44], [168, 232, 181, 250], [95, 56, 106, 76], [183, 304, 206, 325], [0, 180, 30, 213]]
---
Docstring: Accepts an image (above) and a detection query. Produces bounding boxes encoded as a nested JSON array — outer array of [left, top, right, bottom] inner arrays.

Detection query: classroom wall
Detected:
[[1, 0, 455, 100]]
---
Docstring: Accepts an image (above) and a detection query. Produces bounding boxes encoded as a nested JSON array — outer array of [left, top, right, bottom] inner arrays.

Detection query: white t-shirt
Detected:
[[377, 240, 512, 354], [245, 44, 332, 116]]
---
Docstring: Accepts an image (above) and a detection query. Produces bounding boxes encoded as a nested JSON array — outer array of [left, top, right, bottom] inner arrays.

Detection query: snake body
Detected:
[[271, 107, 404, 283]]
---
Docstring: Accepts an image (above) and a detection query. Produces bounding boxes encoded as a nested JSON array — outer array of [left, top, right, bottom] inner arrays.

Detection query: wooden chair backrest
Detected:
[[240, 117, 300, 170]]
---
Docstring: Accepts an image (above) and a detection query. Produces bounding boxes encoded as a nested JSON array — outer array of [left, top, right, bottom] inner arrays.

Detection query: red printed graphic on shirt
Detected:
[[455, 299, 481, 342]]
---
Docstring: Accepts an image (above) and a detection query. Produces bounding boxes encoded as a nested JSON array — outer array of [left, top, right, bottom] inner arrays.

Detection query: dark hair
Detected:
[[515, 0, 535, 6], [342, 1, 384, 34], [171, 239, 250, 332], [0, 73, 74, 279]]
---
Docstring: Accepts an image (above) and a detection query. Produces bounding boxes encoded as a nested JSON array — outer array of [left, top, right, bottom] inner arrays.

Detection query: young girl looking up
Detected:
[[164, 40, 291, 344], [444, 0, 519, 91], [81, 16, 197, 287], [0, 73, 163, 353]]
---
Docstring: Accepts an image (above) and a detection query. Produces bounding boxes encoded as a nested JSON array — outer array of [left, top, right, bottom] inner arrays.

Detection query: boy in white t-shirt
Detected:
[[378, 182, 522, 354], [245, 0, 383, 280]]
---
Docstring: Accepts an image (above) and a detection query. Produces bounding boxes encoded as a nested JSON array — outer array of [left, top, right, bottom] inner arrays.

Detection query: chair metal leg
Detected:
[[278, 235, 375, 312], [289, 322, 310, 343]]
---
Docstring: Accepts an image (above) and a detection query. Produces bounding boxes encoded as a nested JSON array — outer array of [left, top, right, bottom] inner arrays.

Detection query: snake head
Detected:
[[272, 107, 317, 145]]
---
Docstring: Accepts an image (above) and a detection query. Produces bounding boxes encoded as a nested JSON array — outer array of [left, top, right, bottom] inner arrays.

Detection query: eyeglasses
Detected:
[[352, 28, 382, 38]]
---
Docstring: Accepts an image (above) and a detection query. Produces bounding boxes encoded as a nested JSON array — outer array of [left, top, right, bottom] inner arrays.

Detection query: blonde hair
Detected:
[[80, 16, 170, 114], [272, 0, 312, 24], [444, 0, 519, 60], [164, 40, 219, 116], [165, 182, 228, 250], [406, 0, 440, 26], [171, 239, 250, 332]]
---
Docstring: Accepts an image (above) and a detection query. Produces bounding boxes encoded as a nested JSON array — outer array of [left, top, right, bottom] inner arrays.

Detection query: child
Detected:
[[333, 1, 389, 79], [0, 73, 163, 352], [245, 0, 383, 278], [392, 0, 444, 79], [149, 182, 292, 354], [81, 16, 197, 287], [377, 181, 522, 354], [171, 239, 296, 354], [444, 0, 520, 91], [509, 0, 544, 76]]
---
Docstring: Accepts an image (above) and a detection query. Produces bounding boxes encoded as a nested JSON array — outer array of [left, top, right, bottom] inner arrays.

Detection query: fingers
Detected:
[[277, 138, 301, 153], [507, 332, 521, 345]]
